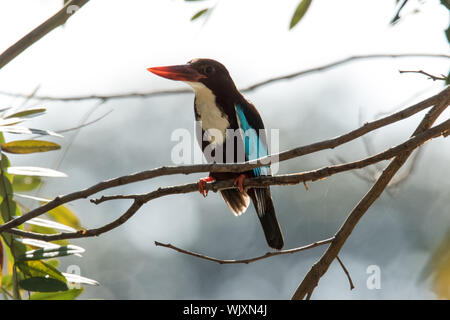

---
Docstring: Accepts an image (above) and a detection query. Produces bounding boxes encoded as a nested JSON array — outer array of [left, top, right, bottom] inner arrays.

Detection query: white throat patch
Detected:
[[186, 82, 230, 146]]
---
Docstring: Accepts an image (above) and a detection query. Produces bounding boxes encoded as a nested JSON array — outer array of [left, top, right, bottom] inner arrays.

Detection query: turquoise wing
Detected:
[[235, 104, 271, 177]]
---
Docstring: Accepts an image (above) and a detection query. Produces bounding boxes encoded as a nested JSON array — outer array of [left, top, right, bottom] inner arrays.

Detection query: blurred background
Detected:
[[0, 0, 449, 299]]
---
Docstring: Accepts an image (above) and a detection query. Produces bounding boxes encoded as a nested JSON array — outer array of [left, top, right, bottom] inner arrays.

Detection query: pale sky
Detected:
[[0, 0, 448, 97]]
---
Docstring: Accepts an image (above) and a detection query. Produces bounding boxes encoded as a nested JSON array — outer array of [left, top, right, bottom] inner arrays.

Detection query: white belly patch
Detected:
[[187, 82, 230, 146]]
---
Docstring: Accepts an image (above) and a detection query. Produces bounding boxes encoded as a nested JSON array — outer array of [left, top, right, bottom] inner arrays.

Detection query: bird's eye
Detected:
[[205, 66, 214, 74]]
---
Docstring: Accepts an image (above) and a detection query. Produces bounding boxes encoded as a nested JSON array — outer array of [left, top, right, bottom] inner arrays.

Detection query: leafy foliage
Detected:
[[0, 106, 97, 300]]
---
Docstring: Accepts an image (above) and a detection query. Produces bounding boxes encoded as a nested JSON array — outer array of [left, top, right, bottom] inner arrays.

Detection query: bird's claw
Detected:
[[198, 176, 215, 197], [234, 174, 248, 193]]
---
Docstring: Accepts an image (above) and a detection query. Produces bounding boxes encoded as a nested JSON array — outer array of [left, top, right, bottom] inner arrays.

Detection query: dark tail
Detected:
[[248, 187, 284, 250]]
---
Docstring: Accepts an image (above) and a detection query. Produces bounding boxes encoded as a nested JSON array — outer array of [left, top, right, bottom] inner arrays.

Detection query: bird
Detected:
[[147, 58, 284, 250]]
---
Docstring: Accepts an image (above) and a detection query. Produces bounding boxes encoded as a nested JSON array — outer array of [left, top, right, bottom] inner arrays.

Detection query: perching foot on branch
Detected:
[[234, 173, 249, 193], [198, 176, 215, 197]]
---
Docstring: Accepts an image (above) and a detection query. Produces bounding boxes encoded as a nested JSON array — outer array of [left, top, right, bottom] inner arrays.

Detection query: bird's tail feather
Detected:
[[249, 188, 284, 250], [220, 189, 250, 216]]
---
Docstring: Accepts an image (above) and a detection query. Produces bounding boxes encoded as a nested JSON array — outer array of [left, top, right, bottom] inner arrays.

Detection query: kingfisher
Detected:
[[147, 58, 284, 250]]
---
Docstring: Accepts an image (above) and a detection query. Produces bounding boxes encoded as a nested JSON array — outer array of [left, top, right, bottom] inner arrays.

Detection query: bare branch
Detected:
[[399, 70, 447, 81], [0, 0, 89, 70], [0, 87, 447, 245], [242, 54, 449, 91], [0, 89, 448, 236], [0, 54, 448, 101], [331, 146, 424, 192], [291, 89, 450, 300], [55, 109, 113, 135], [336, 256, 355, 290], [153, 238, 334, 265], [2, 117, 449, 241], [346, 103, 429, 191], [6, 199, 144, 241], [386, 147, 423, 189]]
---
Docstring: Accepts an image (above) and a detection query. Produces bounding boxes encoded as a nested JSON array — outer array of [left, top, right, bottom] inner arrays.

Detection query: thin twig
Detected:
[[55, 109, 113, 135], [399, 70, 447, 81], [386, 147, 424, 189], [0, 0, 89, 70], [291, 89, 450, 300], [6, 199, 144, 241], [0, 54, 448, 101], [330, 145, 424, 192], [28, 109, 113, 140], [153, 238, 334, 265], [336, 256, 355, 290]]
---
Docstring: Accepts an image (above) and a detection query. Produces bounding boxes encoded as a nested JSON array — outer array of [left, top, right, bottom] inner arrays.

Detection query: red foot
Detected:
[[198, 176, 215, 197], [234, 174, 248, 193]]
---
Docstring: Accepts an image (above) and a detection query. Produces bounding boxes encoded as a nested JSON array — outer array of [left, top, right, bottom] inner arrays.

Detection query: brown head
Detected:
[[147, 58, 238, 96]]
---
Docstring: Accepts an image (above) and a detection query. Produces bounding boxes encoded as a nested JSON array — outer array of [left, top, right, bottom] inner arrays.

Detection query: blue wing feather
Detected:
[[235, 104, 270, 177]]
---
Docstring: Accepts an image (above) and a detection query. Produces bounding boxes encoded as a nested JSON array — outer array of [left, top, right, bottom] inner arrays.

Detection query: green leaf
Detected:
[[30, 288, 83, 300], [17, 260, 67, 284], [1, 274, 12, 290], [45, 259, 59, 269], [446, 70, 450, 85], [25, 217, 77, 232], [289, 0, 312, 29], [0, 117, 23, 126], [28, 224, 70, 246], [18, 245, 85, 261], [19, 277, 68, 292], [12, 175, 41, 192], [46, 204, 82, 230], [0, 156, 19, 224], [0, 125, 62, 137], [5, 107, 46, 119], [2, 140, 61, 154], [191, 8, 209, 21], [7, 166, 67, 178], [62, 273, 99, 286], [15, 238, 60, 250]]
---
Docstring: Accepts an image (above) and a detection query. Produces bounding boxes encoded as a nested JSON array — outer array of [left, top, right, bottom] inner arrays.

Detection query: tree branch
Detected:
[[291, 89, 450, 300], [399, 70, 447, 81], [0, 54, 448, 101], [0, 86, 447, 235], [153, 238, 334, 264], [0, 0, 89, 70], [3, 116, 449, 241], [336, 256, 355, 290], [6, 199, 144, 241]]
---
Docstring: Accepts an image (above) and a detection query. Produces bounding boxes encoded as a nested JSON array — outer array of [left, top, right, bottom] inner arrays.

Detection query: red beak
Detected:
[[147, 64, 206, 82]]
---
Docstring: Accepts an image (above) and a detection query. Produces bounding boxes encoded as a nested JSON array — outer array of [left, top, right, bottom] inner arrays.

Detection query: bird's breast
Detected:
[[191, 83, 230, 146]]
